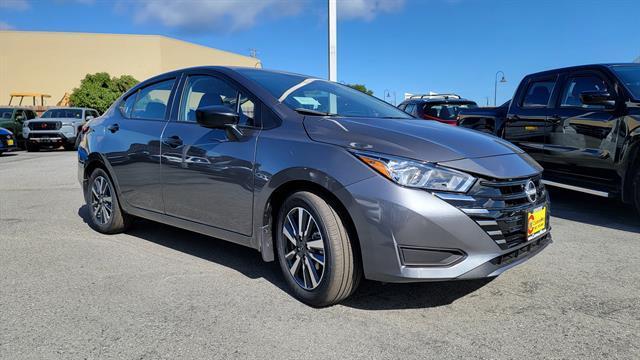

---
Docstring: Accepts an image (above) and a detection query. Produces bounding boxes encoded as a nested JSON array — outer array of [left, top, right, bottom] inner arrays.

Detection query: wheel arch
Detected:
[[259, 173, 362, 268]]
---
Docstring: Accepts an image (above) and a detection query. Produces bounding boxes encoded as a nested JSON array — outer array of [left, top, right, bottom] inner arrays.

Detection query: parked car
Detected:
[[398, 94, 478, 125], [0, 127, 18, 155], [0, 107, 38, 148], [79, 67, 551, 306], [458, 64, 640, 214], [23, 107, 99, 152]]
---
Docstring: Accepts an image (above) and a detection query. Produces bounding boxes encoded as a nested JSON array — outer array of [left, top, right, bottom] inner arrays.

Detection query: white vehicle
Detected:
[[23, 107, 99, 152]]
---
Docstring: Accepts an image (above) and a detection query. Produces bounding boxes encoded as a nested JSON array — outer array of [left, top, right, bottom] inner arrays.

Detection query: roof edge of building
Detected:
[[0, 30, 260, 64]]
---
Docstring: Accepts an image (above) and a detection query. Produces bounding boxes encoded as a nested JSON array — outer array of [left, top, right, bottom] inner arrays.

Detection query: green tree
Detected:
[[69, 72, 139, 113], [346, 83, 374, 96]]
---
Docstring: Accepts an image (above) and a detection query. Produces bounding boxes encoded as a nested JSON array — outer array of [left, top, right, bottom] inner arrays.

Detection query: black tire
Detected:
[[86, 168, 132, 234], [0, 151, 4, 156], [26, 142, 39, 152], [276, 191, 361, 307], [632, 165, 640, 217]]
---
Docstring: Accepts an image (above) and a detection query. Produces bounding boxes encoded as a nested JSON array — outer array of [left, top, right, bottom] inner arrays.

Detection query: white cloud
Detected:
[[131, 0, 304, 33], [0, 21, 14, 30], [0, 0, 30, 11], [338, 0, 406, 21]]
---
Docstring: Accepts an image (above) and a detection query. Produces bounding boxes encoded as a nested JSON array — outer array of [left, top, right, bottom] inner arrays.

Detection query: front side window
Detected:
[[26, 110, 37, 120], [236, 69, 412, 119], [522, 79, 556, 108], [180, 75, 258, 127], [131, 79, 175, 120], [612, 65, 640, 100], [41, 109, 83, 119], [561, 75, 609, 108], [180, 75, 237, 122]]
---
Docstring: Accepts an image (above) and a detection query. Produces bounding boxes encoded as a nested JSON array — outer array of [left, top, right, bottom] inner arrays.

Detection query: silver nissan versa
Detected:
[[78, 67, 551, 306]]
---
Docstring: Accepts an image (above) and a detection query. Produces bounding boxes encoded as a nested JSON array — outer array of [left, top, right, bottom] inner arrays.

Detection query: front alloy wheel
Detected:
[[282, 207, 326, 290], [276, 191, 361, 306]]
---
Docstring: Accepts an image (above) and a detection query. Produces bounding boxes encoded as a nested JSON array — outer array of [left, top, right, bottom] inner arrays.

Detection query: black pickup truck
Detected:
[[458, 64, 640, 213]]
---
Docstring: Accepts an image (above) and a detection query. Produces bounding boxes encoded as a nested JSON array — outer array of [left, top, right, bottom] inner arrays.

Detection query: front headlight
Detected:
[[355, 152, 476, 193]]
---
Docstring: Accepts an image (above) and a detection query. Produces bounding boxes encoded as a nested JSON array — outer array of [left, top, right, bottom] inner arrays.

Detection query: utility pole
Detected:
[[328, 0, 337, 82], [328, 0, 337, 113]]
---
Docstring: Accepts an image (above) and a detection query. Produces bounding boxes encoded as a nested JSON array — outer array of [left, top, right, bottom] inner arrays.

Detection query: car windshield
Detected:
[[41, 109, 83, 119], [236, 69, 412, 119], [423, 102, 478, 120], [612, 65, 640, 100], [0, 108, 14, 119]]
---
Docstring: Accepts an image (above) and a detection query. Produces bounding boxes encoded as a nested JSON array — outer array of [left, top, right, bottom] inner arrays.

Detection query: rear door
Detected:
[[543, 69, 621, 185], [504, 74, 560, 163], [103, 77, 177, 213], [160, 71, 261, 236]]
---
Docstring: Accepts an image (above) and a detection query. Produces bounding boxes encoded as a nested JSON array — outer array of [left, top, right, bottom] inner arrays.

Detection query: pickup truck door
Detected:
[[504, 75, 559, 164], [543, 70, 621, 186]]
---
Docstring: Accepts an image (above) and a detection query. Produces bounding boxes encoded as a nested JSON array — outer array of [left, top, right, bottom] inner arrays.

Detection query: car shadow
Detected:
[[548, 188, 640, 233], [0, 153, 19, 157], [78, 205, 493, 310]]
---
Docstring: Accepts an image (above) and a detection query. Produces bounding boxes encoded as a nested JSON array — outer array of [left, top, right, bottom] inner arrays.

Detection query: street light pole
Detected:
[[328, 0, 337, 82], [494, 70, 506, 106]]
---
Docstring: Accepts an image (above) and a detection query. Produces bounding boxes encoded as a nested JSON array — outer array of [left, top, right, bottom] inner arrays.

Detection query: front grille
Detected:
[[29, 121, 61, 130], [439, 175, 549, 250]]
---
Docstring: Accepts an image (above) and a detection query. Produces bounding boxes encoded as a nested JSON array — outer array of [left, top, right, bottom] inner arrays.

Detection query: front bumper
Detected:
[[336, 174, 551, 283], [27, 131, 76, 146]]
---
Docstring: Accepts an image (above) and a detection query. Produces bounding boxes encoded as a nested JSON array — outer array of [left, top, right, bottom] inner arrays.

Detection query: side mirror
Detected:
[[196, 105, 239, 129], [580, 90, 616, 108], [85, 115, 94, 121], [15, 115, 25, 122]]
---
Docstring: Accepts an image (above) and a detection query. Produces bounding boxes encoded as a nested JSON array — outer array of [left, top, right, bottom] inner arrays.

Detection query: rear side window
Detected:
[[522, 79, 556, 108], [561, 75, 609, 108], [130, 79, 175, 120], [404, 103, 416, 115]]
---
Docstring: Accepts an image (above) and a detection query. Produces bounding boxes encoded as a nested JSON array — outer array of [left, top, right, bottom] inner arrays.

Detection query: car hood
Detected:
[[0, 127, 12, 135], [303, 116, 541, 179], [303, 116, 524, 163]]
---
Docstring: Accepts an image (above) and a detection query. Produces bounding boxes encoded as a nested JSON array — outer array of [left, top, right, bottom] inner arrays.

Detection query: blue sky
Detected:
[[1, 0, 639, 105]]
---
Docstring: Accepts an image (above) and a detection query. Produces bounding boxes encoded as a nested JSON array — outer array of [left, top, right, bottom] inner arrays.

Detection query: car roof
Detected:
[[525, 63, 637, 77], [44, 107, 93, 111], [401, 98, 476, 104]]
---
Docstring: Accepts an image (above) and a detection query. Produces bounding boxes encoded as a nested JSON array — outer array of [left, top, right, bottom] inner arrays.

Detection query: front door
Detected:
[[544, 71, 621, 185], [504, 75, 559, 164], [161, 73, 260, 236]]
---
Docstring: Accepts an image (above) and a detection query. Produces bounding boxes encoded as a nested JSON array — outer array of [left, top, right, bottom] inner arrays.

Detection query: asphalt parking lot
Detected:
[[1, 150, 638, 359]]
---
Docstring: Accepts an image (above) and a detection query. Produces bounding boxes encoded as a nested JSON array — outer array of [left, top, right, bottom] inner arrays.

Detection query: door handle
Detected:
[[107, 123, 119, 133], [507, 115, 520, 121], [163, 135, 183, 148]]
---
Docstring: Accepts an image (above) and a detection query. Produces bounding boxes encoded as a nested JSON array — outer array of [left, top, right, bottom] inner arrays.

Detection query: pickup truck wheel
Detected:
[[86, 168, 132, 234], [276, 191, 361, 307], [633, 165, 640, 216]]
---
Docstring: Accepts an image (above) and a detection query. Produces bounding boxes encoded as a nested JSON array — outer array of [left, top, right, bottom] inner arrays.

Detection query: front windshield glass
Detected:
[[424, 103, 477, 120], [41, 109, 83, 119], [612, 65, 640, 99], [0, 108, 14, 119], [237, 69, 412, 119]]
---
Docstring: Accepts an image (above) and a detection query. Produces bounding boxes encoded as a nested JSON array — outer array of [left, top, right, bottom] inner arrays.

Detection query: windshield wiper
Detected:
[[294, 108, 337, 116]]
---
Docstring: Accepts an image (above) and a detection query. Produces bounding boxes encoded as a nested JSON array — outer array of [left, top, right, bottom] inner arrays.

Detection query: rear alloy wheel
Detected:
[[87, 168, 131, 234], [276, 191, 360, 306]]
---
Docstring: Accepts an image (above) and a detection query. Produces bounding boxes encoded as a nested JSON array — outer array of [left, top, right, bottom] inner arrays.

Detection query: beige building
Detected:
[[0, 31, 261, 106]]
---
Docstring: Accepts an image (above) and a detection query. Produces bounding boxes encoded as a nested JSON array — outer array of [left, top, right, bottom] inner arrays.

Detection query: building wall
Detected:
[[0, 31, 261, 106]]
